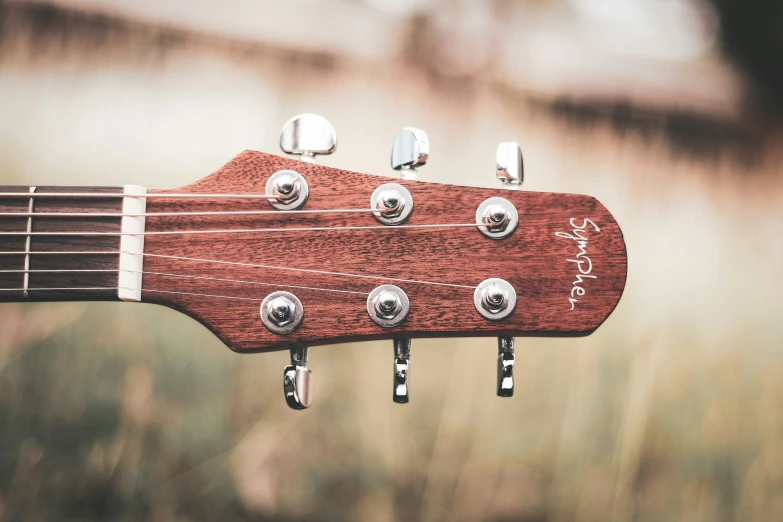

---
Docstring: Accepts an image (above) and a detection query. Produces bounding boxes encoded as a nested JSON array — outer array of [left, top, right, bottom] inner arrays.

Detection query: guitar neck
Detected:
[[0, 185, 129, 302]]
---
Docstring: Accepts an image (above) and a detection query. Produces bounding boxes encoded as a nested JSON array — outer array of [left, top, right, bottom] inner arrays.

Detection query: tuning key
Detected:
[[391, 127, 429, 180], [495, 142, 522, 397], [280, 113, 337, 163], [258, 291, 311, 410], [269, 114, 336, 211], [496, 141, 523, 189], [393, 338, 411, 403], [497, 337, 515, 397], [283, 346, 312, 410], [386, 127, 428, 402]]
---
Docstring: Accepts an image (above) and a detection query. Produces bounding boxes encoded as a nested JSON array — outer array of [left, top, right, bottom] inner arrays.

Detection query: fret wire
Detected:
[[23, 187, 36, 298]]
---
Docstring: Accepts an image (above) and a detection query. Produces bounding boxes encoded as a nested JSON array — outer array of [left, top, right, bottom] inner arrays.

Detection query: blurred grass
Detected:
[[0, 1, 783, 521]]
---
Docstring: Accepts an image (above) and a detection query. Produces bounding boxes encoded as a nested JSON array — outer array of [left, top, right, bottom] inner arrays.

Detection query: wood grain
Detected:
[[142, 151, 627, 353]]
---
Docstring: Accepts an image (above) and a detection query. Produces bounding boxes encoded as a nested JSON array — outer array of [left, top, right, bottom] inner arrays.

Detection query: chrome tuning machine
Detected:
[[283, 346, 312, 410], [496, 141, 523, 189], [280, 113, 337, 163], [259, 291, 312, 410], [269, 114, 337, 211], [494, 141, 522, 397], [391, 127, 429, 179], [384, 126, 428, 403]]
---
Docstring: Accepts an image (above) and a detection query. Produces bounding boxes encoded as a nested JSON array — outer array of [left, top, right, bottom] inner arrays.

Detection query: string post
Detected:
[[476, 196, 518, 240], [367, 284, 410, 328], [370, 183, 414, 226], [266, 169, 309, 211], [261, 291, 304, 335]]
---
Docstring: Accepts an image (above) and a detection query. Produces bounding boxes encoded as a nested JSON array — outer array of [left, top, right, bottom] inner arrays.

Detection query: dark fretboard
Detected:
[[0, 186, 124, 302]]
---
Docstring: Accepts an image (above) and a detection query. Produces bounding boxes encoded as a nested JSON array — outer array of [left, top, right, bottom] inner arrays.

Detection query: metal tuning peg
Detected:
[[497, 337, 515, 397], [386, 127, 428, 403], [495, 142, 522, 397], [262, 291, 311, 410], [393, 338, 411, 403], [496, 141, 523, 190], [270, 114, 336, 211], [391, 127, 429, 180], [283, 346, 312, 410], [280, 113, 337, 164]]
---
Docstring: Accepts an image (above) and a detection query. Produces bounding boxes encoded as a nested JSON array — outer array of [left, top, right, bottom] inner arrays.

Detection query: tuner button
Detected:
[[393, 338, 411, 403], [497, 336, 515, 397], [496, 142, 523, 188], [284, 346, 312, 410], [391, 127, 429, 180], [280, 114, 337, 163]]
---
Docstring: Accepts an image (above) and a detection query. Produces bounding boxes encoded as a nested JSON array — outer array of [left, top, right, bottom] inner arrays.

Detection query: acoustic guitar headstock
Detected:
[[140, 114, 627, 409]]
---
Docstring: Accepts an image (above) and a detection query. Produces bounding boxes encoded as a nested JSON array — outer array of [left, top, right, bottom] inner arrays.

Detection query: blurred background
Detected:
[[0, 0, 782, 520]]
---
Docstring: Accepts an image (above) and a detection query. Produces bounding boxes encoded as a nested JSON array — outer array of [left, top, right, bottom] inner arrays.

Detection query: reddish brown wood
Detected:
[[142, 151, 627, 353]]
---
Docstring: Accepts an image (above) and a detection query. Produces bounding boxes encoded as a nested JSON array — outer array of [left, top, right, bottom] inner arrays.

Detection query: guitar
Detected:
[[0, 114, 627, 410]]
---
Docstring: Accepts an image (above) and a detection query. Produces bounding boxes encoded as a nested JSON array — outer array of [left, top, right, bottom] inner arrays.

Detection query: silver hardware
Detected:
[[367, 284, 410, 327], [388, 128, 427, 402], [496, 142, 523, 188], [497, 336, 515, 397], [391, 127, 429, 180], [392, 338, 411, 403], [283, 346, 312, 410], [370, 183, 414, 225], [476, 197, 518, 239], [474, 278, 517, 321], [260, 291, 304, 335], [494, 143, 523, 396], [266, 169, 309, 210], [279, 113, 337, 164]]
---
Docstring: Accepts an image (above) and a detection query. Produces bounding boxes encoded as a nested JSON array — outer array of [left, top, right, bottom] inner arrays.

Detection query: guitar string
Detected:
[[0, 198, 482, 289], [0, 208, 379, 218], [0, 192, 280, 199], [0, 251, 478, 289], [0, 285, 269, 302], [0, 268, 369, 296], [0, 222, 479, 237]]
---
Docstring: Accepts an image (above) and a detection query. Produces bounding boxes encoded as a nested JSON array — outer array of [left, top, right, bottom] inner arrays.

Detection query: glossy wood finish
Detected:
[[0, 186, 122, 301], [142, 151, 627, 353]]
